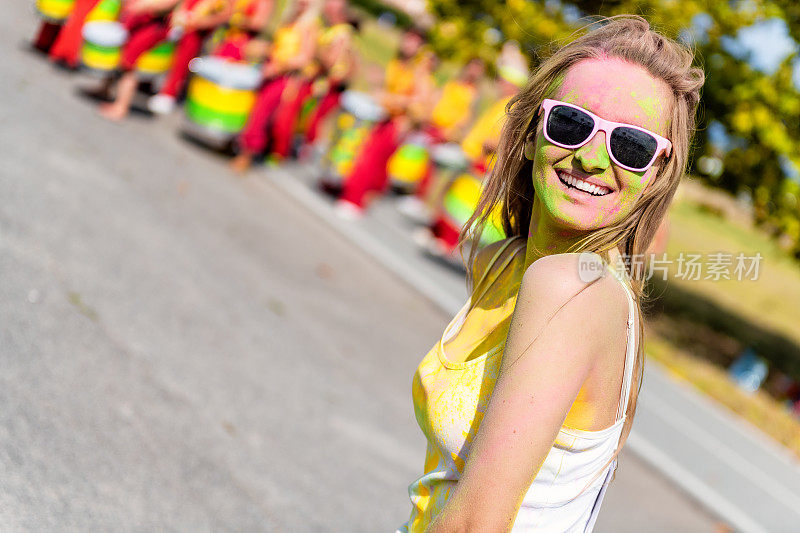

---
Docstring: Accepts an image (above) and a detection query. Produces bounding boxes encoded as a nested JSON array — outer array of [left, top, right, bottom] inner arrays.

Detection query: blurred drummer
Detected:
[[212, 0, 274, 61], [429, 57, 485, 143], [333, 26, 427, 218], [411, 56, 486, 201], [269, 0, 355, 160], [461, 41, 528, 167], [286, 0, 358, 156], [230, 0, 320, 173], [46, 0, 103, 67], [147, 0, 235, 114], [95, 0, 178, 120], [427, 41, 529, 253]]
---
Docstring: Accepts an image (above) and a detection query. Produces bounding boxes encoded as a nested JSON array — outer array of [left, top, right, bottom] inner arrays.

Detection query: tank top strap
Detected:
[[605, 263, 638, 421], [470, 236, 526, 308]]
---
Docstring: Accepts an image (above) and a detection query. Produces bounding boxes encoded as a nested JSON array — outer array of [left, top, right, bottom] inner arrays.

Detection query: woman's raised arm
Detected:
[[426, 253, 629, 532]]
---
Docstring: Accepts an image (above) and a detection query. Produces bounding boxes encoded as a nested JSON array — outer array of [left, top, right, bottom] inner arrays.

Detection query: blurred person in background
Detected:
[[461, 41, 529, 166], [299, 0, 358, 153], [97, 0, 231, 121], [147, 0, 235, 114], [396, 56, 486, 219], [211, 0, 274, 61], [47, 0, 103, 68], [92, 0, 179, 118], [422, 42, 528, 253], [427, 57, 486, 144], [396, 16, 703, 532], [333, 25, 427, 218], [230, 0, 320, 172], [269, 0, 354, 160]]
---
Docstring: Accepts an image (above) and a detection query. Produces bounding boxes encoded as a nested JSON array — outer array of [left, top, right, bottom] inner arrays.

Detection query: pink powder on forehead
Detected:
[[556, 57, 673, 133]]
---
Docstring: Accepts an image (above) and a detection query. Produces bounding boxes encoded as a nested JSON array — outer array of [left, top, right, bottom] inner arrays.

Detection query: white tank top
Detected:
[[397, 239, 639, 532], [513, 258, 638, 532]]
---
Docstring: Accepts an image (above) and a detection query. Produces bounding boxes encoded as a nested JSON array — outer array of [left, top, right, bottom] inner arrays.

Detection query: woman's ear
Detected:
[[523, 139, 535, 160]]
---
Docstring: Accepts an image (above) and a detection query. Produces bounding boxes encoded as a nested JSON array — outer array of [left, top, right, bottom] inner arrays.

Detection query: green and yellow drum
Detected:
[[183, 56, 262, 147], [36, 0, 75, 22], [81, 21, 175, 76], [388, 133, 430, 193], [135, 40, 176, 77], [441, 172, 505, 245], [324, 90, 386, 183], [81, 20, 127, 74], [85, 0, 122, 23]]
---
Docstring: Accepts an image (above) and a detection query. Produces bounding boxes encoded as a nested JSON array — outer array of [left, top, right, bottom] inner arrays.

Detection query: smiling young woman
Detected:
[[396, 16, 704, 533]]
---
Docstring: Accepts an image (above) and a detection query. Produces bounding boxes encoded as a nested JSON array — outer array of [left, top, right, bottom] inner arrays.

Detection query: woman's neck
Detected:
[[523, 198, 589, 271]]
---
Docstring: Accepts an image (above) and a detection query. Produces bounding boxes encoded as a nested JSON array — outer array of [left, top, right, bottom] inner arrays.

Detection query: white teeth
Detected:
[[558, 172, 611, 196]]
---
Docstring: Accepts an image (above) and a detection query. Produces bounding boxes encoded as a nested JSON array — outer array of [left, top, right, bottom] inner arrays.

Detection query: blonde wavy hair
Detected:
[[461, 15, 704, 486]]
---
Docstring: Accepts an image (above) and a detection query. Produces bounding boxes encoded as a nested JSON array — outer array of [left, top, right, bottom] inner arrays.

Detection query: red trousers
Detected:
[[49, 0, 101, 66], [33, 22, 62, 53], [304, 84, 343, 144], [431, 215, 461, 250], [238, 75, 290, 154], [119, 14, 169, 71], [270, 79, 313, 158], [159, 29, 209, 97], [340, 118, 401, 208]]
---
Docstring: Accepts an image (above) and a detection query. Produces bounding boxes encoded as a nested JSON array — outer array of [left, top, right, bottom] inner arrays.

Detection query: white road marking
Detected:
[[643, 393, 800, 515], [627, 432, 769, 533]]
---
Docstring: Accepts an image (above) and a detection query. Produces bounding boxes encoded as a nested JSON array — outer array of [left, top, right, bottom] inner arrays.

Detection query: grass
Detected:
[[658, 193, 800, 379], [666, 197, 800, 349]]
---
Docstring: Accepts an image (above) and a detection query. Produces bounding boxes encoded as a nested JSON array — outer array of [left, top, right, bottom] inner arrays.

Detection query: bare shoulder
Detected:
[[516, 252, 629, 329]]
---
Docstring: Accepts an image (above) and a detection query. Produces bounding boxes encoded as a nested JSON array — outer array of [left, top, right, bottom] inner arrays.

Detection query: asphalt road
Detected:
[[0, 5, 725, 532]]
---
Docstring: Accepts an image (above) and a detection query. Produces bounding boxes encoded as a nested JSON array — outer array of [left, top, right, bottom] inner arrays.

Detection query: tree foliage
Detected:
[[426, 0, 800, 256]]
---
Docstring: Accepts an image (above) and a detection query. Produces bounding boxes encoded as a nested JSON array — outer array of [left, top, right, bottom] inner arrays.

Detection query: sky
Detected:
[[721, 17, 798, 76]]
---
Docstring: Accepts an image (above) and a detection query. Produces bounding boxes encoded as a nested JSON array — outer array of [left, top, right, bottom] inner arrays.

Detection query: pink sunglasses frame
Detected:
[[540, 98, 672, 173]]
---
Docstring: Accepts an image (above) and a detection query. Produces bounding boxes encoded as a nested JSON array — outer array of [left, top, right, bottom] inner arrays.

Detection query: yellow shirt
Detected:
[[227, 0, 258, 29], [461, 95, 513, 162], [430, 80, 477, 131], [400, 237, 526, 531], [385, 58, 416, 96], [317, 22, 353, 79], [271, 23, 302, 68]]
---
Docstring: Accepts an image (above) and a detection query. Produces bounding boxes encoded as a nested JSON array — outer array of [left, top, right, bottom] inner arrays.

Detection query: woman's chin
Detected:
[[544, 200, 616, 233]]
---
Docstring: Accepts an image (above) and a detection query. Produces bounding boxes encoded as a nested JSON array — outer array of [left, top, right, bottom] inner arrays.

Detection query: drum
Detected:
[[81, 20, 127, 74], [85, 0, 122, 22], [431, 143, 469, 172], [81, 21, 175, 76], [324, 91, 386, 182], [36, 0, 75, 23], [388, 132, 430, 193], [136, 40, 176, 77], [183, 56, 262, 147], [441, 173, 505, 245]]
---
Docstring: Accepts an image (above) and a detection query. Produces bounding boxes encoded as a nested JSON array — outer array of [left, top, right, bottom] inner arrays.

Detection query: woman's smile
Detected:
[[555, 168, 615, 197]]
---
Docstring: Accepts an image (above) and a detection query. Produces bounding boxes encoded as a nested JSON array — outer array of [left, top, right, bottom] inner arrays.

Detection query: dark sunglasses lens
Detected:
[[547, 105, 595, 146], [609, 127, 658, 170]]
